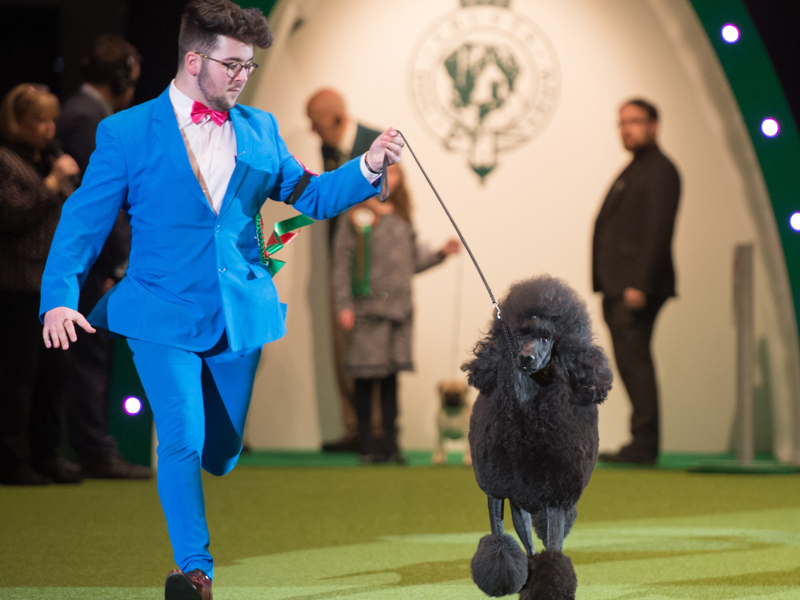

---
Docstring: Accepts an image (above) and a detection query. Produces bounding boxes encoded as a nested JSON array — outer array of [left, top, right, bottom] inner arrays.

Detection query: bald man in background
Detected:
[[307, 89, 381, 452]]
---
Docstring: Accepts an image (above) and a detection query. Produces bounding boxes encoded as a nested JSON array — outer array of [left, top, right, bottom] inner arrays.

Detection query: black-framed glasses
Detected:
[[195, 53, 258, 78]]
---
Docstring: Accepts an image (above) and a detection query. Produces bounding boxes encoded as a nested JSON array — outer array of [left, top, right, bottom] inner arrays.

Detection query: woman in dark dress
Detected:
[[0, 83, 81, 484]]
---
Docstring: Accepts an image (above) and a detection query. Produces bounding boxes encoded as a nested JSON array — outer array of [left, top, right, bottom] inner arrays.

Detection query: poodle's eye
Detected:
[[541, 337, 549, 343]]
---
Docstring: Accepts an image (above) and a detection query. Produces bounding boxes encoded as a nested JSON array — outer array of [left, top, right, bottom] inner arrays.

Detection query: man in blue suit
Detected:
[[40, 1, 403, 598]]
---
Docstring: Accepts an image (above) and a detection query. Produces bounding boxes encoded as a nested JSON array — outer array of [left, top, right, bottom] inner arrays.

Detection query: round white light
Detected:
[[790, 213, 800, 232], [721, 24, 740, 44], [761, 118, 780, 137], [124, 396, 143, 415]]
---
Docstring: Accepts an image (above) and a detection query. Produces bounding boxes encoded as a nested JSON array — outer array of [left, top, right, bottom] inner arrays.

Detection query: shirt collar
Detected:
[[169, 80, 197, 127], [80, 83, 113, 117]]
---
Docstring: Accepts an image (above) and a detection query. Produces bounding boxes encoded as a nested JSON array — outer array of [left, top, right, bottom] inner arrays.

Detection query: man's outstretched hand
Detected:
[[43, 307, 96, 349], [366, 128, 404, 172]]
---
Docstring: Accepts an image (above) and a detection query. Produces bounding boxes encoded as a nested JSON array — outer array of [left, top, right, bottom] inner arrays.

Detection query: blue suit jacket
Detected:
[[40, 87, 378, 352]]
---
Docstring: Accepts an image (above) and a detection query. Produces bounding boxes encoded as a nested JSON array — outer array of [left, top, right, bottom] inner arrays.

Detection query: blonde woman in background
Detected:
[[0, 83, 80, 485]]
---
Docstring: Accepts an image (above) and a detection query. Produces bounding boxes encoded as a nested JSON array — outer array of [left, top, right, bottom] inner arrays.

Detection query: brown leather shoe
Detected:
[[165, 568, 212, 600]]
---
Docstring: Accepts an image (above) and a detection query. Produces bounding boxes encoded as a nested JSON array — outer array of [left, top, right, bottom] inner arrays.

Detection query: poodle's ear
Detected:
[[461, 332, 505, 396], [555, 344, 613, 405]]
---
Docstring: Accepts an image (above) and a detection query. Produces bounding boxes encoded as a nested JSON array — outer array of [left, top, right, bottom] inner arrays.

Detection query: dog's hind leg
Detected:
[[510, 503, 535, 556], [545, 506, 565, 552]]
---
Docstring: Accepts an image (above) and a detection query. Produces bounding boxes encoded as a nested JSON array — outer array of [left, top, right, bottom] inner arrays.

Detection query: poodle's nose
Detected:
[[519, 354, 536, 371]]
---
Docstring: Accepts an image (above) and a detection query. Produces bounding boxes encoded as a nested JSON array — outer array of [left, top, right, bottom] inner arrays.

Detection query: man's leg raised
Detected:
[[200, 346, 262, 477]]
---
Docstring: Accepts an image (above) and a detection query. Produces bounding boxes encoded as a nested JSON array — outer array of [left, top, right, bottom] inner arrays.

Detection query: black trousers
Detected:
[[602, 295, 667, 457], [0, 290, 65, 478], [353, 374, 398, 456], [62, 269, 118, 466]]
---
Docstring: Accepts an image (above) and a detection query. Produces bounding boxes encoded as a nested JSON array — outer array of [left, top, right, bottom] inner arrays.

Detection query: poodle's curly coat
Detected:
[[462, 275, 613, 599]]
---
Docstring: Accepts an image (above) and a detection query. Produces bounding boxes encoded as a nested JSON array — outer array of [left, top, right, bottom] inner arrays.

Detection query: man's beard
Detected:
[[198, 63, 237, 111]]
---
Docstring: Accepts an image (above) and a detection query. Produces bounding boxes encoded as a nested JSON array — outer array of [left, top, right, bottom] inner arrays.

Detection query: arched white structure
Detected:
[[239, 0, 800, 461]]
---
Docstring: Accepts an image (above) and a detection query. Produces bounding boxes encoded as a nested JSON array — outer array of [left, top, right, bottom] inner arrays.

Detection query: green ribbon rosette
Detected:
[[255, 213, 315, 277]]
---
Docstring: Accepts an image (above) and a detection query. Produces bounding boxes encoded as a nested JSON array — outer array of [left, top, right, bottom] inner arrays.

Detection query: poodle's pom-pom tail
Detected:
[[519, 551, 577, 600], [470, 533, 528, 597]]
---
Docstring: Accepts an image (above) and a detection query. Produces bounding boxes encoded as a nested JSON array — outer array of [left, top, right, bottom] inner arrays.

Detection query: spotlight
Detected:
[[124, 396, 143, 416], [761, 118, 780, 137], [791, 213, 800, 232], [721, 24, 740, 44]]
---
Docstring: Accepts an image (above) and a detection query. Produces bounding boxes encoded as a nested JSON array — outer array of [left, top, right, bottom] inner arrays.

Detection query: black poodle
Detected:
[[462, 275, 613, 600]]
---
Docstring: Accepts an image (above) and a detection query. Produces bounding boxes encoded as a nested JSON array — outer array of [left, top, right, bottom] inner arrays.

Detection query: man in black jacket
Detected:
[[593, 98, 680, 465], [56, 34, 149, 479]]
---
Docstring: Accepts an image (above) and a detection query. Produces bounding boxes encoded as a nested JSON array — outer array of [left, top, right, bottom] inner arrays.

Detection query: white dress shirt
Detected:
[[169, 81, 380, 216], [169, 81, 237, 215]]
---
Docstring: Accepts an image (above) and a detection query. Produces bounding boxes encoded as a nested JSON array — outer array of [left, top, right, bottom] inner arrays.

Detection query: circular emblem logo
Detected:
[[409, 2, 561, 182]]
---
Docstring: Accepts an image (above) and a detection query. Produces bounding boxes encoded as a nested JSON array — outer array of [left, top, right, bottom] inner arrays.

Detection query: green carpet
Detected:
[[236, 450, 791, 470], [2, 453, 800, 599]]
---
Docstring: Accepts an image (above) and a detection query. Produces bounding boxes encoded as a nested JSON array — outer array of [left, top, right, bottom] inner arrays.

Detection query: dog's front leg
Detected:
[[519, 507, 577, 600], [471, 495, 528, 597], [488, 495, 505, 535]]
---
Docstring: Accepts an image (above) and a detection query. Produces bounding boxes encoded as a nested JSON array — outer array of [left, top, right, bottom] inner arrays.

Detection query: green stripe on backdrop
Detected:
[[239, 0, 279, 16], [689, 0, 800, 339]]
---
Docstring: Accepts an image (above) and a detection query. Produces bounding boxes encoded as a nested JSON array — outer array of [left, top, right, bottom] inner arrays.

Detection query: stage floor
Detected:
[[2, 453, 800, 599]]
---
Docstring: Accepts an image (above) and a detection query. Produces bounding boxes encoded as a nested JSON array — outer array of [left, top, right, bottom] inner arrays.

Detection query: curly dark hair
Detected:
[[463, 275, 612, 405], [178, 0, 274, 65]]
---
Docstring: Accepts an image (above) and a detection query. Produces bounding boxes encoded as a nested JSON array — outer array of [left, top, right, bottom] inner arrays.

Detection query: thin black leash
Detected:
[[379, 133, 516, 361]]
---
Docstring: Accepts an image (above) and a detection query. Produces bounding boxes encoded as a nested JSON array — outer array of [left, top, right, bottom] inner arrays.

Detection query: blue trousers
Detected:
[[127, 336, 261, 578]]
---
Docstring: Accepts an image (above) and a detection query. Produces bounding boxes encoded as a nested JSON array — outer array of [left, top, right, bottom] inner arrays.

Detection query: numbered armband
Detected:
[[284, 170, 312, 206]]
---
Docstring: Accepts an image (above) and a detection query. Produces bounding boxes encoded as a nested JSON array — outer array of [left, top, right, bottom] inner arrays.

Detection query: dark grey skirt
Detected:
[[346, 316, 413, 379]]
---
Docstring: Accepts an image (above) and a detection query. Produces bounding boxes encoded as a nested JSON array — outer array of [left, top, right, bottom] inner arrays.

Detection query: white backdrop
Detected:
[[239, 0, 799, 460]]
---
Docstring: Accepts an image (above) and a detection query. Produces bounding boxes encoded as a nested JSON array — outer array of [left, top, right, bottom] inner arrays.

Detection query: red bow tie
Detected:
[[190, 101, 229, 126]]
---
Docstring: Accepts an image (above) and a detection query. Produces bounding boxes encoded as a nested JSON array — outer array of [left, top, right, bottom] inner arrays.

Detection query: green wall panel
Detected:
[[239, 0, 279, 17], [690, 0, 800, 338]]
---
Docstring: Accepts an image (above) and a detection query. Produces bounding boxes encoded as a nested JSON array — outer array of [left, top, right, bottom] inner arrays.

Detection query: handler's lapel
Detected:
[[217, 108, 252, 219], [152, 90, 215, 214]]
